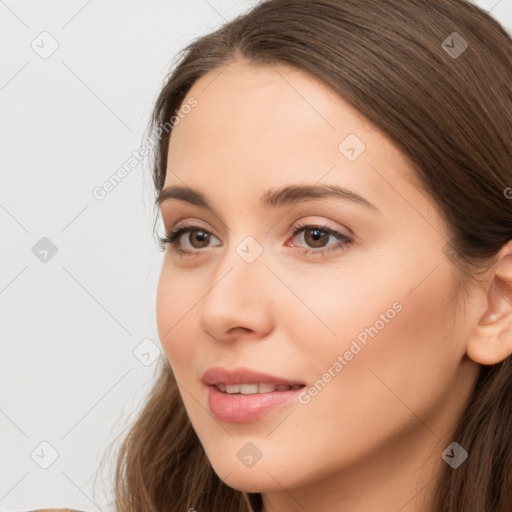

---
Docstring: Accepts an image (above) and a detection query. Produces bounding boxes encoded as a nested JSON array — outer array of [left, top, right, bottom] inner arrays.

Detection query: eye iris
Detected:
[[189, 229, 210, 248], [305, 228, 329, 248]]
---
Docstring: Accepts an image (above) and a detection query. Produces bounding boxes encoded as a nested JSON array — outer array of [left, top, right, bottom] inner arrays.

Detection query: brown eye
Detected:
[[158, 224, 221, 255], [186, 229, 211, 249], [288, 223, 353, 256], [303, 227, 331, 248]]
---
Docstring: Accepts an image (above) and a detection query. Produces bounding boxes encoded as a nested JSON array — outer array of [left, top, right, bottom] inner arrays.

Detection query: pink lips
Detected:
[[202, 366, 306, 423], [202, 366, 306, 387]]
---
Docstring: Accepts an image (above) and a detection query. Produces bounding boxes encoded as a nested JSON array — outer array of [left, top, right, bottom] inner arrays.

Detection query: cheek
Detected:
[[273, 253, 406, 374], [285, 254, 462, 449], [156, 263, 201, 376], [152, 244, 466, 489]]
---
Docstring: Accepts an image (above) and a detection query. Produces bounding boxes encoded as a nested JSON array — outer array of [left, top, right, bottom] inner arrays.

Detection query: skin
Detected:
[[156, 59, 512, 512]]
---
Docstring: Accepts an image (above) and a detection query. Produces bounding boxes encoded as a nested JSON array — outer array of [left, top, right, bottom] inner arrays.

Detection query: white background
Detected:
[[1, 1, 510, 510]]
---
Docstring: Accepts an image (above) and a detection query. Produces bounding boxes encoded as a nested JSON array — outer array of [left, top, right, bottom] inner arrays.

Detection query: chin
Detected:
[[204, 447, 306, 494], [216, 468, 287, 494]]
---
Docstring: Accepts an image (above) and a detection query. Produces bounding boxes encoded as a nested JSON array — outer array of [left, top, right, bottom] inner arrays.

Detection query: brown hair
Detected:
[[100, 1, 512, 510]]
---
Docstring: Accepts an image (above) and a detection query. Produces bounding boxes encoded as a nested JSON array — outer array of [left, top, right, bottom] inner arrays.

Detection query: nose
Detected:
[[198, 237, 274, 342]]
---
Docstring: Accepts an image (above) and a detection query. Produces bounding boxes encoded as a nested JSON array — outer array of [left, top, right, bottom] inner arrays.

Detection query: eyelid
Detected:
[[168, 218, 348, 242], [286, 218, 349, 238], [165, 218, 220, 239], [286, 221, 353, 251], [161, 217, 354, 258], [171, 221, 222, 248]]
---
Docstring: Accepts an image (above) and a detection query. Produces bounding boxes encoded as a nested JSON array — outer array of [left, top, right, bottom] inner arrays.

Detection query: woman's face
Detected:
[[156, 60, 480, 505]]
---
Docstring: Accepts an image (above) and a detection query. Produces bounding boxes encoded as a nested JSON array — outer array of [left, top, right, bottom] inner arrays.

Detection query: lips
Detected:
[[202, 366, 307, 422], [215, 382, 304, 394], [202, 366, 306, 387]]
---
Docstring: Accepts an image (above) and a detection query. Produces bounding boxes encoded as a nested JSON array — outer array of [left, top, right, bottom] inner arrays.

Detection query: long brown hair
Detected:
[[100, 1, 512, 510]]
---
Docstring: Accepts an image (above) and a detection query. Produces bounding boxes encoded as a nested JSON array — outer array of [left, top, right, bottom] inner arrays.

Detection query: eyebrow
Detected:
[[156, 183, 380, 213]]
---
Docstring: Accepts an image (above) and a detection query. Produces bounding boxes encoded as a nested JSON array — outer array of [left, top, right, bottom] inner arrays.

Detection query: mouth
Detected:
[[202, 366, 306, 423], [213, 383, 305, 394], [202, 366, 307, 423], [206, 384, 306, 423], [202, 366, 306, 388]]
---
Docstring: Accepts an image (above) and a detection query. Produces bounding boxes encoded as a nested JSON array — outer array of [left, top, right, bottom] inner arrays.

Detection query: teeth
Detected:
[[258, 383, 277, 393], [240, 384, 259, 394], [216, 383, 301, 394]]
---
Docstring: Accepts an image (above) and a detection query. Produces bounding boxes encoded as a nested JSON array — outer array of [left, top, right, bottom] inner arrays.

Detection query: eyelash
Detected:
[[158, 221, 353, 258]]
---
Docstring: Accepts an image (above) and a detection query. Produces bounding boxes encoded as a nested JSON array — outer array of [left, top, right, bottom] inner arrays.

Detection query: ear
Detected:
[[466, 244, 512, 366]]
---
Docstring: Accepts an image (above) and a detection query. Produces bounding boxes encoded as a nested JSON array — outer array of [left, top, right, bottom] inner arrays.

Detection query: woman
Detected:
[[34, 0, 512, 510], [112, 0, 512, 510]]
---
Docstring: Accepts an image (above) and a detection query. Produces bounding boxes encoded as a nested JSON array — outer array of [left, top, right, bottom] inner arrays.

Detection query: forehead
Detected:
[[168, 60, 374, 164], [164, 60, 423, 218]]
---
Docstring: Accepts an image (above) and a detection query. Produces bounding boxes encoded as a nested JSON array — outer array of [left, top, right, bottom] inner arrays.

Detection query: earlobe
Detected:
[[466, 250, 512, 366]]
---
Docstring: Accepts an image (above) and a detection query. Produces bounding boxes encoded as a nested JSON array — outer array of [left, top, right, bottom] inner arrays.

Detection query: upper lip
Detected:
[[202, 366, 306, 386]]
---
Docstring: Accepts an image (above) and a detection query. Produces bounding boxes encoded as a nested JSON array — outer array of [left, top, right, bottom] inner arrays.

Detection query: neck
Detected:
[[260, 427, 448, 512]]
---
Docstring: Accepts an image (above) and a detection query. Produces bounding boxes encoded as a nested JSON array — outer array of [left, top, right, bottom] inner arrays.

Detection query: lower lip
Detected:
[[207, 385, 304, 423]]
